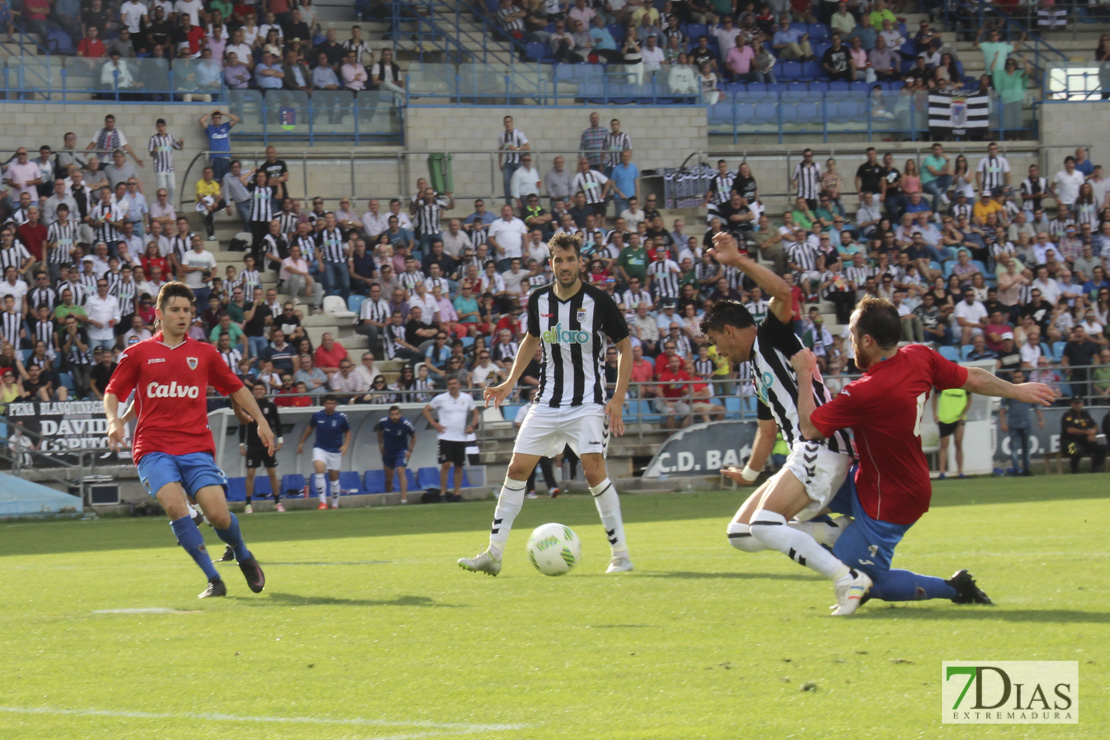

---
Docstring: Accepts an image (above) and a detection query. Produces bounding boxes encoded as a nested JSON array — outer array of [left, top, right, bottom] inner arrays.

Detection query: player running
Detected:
[[296, 394, 351, 510], [791, 296, 1055, 613], [240, 381, 285, 514], [104, 281, 272, 599], [376, 405, 417, 504], [459, 232, 634, 575], [699, 232, 869, 614]]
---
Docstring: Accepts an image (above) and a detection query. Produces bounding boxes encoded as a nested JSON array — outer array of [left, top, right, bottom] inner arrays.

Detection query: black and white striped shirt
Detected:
[[498, 5, 524, 32], [317, 227, 346, 263], [263, 233, 289, 262], [693, 357, 715, 378], [277, 211, 298, 237], [787, 240, 820, 272], [976, 154, 1010, 191], [527, 282, 630, 408], [291, 234, 314, 259], [148, 132, 182, 173], [59, 280, 85, 305], [219, 347, 242, 371], [31, 317, 54, 348], [0, 243, 31, 272], [413, 197, 449, 236], [720, 264, 743, 290], [1020, 176, 1047, 212], [47, 220, 78, 265], [399, 269, 425, 294], [603, 131, 632, 168], [248, 184, 274, 223], [708, 172, 735, 206], [572, 169, 609, 205], [113, 279, 138, 315], [341, 38, 374, 65], [384, 322, 407, 359], [493, 339, 518, 364], [749, 309, 853, 453], [359, 297, 391, 324], [0, 311, 23, 348], [949, 202, 973, 222], [648, 259, 681, 298], [28, 286, 57, 313], [792, 161, 823, 200], [844, 263, 874, 287], [744, 298, 769, 324], [10, 206, 29, 226], [66, 328, 92, 365], [91, 201, 124, 244], [240, 268, 261, 296], [498, 128, 529, 166]]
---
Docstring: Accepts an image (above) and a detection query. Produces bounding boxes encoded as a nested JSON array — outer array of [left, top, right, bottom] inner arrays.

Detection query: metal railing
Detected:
[[1042, 61, 1110, 101], [942, 0, 1071, 79], [0, 410, 98, 484], [386, 1, 476, 65]]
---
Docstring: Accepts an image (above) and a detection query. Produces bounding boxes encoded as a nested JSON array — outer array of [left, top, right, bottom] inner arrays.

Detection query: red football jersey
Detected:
[[810, 344, 968, 525], [105, 332, 243, 463]]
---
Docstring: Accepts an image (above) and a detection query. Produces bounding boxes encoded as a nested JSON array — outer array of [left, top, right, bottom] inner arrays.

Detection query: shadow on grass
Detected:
[[633, 570, 819, 582], [237, 592, 465, 609], [853, 606, 1110, 623]]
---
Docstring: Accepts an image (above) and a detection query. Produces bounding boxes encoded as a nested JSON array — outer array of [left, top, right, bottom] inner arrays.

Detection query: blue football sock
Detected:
[[170, 515, 220, 581], [213, 512, 251, 563], [870, 569, 957, 602]]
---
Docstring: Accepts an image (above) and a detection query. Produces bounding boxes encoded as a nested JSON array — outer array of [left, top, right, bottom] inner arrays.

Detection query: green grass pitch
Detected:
[[1, 477, 1107, 739]]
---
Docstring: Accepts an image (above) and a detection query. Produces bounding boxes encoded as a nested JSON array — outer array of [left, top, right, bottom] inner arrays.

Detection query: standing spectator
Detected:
[[4, 148, 41, 203], [412, 187, 455, 253], [497, 115, 530, 205], [571, 156, 616, 216], [87, 114, 144, 166], [543, 156, 574, 208], [147, 118, 184, 206], [792, 148, 822, 210], [1060, 395, 1107, 473], [934, 386, 969, 479], [222, 160, 251, 230], [84, 277, 120, 352], [194, 167, 224, 238], [422, 377, 479, 502], [974, 142, 1011, 194], [579, 112, 607, 170], [1052, 156, 1087, 213], [921, 142, 953, 214], [609, 150, 640, 221], [198, 110, 239, 183], [509, 154, 542, 211], [487, 205, 528, 271], [999, 368, 1043, 476], [181, 235, 217, 307]]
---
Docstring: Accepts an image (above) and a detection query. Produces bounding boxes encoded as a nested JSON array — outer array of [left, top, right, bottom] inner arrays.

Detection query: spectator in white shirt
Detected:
[[85, 276, 121, 351], [510, 153, 543, 210], [360, 199, 389, 238], [487, 205, 528, 269], [641, 35, 665, 75], [953, 288, 988, 345], [1053, 156, 1086, 209]]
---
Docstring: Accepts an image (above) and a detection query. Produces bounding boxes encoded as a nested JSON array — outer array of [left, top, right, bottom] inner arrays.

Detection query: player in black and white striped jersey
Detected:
[[460, 232, 635, 577], [699, 231, 869, 614]]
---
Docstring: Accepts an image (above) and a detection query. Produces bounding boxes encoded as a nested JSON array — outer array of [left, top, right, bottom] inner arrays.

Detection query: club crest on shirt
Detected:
[[576, 309, 587, 323], [186, 356, 199, 370]]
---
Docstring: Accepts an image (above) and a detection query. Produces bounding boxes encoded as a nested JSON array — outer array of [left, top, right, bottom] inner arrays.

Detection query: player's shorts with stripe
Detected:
[[773, 440, 852, 521], [312, 447, 343, 471], [832, 468, 911, 582], [437, 439, 467, 466], [245, 445, 277, 469], [382, 449, 408, 469], [512, 404, 610, 459], [137, 451, 228, 499]]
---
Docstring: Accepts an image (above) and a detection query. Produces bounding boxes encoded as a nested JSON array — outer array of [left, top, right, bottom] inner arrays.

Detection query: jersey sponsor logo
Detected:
[[147, 358, 166, 364], [146, 381, 201, 398], [186, 356, 198, 370], [541, 322, 590, 345]]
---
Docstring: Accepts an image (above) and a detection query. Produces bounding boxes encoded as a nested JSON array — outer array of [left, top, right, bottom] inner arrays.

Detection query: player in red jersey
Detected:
[[105, 282, 276, 599], [791, 296, 1055, 613]]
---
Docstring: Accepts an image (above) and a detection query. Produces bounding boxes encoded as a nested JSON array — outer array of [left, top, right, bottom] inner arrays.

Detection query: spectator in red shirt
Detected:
[[655, 354, 692, 430], [313, 332, 348, 376], [654, 337, 680, 376], [983, 309, 1012, 353], [78, 26, 107, 58], [17, 206, 48, 263], [629, 343, 655, 397]]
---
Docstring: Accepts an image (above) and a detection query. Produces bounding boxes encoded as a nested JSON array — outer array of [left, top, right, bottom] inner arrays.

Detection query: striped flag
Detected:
[[928, 92, 990, 138]]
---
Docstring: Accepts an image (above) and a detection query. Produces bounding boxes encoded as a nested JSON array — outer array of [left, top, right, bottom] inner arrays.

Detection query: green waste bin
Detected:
[[427, 153, 453, 194]]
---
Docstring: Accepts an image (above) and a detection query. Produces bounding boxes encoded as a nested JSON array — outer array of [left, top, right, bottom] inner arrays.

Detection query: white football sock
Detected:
[[727, 518, 847, 553], [329, 477, 340, 501], [749, 510, 850, 581], [726, 521, 767, 552], [488, 477, 527, 557], [590, 478, 627, 555], [314, 473, 326, 501]]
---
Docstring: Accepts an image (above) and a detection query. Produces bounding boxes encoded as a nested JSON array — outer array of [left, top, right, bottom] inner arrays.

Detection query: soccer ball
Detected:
[[526, 523, 582, 576]]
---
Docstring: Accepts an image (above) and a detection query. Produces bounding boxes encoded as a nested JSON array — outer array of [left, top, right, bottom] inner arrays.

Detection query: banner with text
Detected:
[[642, 420, 760, 478]]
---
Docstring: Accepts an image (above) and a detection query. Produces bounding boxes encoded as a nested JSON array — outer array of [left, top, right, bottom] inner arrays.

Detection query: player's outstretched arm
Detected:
[[483, 332, 540, 409], [230, 386, 275, 454], [790, 349, 826, 441], [706, 232, 792, 323], [961, 367, 1056, 406], [606, 336, 634, 437]]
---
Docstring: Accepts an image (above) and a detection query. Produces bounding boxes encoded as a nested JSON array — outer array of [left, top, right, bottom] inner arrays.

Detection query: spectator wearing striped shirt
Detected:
[[147, 118, 184, 206], [602, 119, 632, 173], [412, 186, 455, 253], [316, 212, 349, 298], [497, 115, 530, 205], [572, 156, 618, 218], [791, 148, 823, 209]]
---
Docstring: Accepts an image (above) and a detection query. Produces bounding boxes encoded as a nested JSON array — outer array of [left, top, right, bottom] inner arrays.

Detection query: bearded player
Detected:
[[791, 297, 1055, 613], [105, 281, 274, 599], [458, 232, 634, 575]]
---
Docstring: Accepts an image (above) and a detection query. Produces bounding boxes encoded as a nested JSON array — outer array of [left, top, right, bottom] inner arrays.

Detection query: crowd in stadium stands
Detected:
[[11, 0, 406, 101]]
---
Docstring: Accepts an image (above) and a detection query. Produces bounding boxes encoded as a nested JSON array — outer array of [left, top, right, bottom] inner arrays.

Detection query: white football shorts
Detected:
[[513, 404, 610, 458], [312, 447, 343, 471], [775, 439, 852, 521]]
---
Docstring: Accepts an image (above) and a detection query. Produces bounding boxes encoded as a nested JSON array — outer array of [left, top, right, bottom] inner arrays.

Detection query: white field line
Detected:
[[0, 706, 527, 737]]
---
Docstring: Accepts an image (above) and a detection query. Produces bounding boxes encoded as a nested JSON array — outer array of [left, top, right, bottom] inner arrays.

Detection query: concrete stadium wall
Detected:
[[1040, 102, 1110, 167]]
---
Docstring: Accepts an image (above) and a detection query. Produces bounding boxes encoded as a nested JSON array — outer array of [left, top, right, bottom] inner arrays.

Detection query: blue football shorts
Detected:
[[381, 449, 408, 469], [137, 451, 228, 500], [831, 466, 913, 581]]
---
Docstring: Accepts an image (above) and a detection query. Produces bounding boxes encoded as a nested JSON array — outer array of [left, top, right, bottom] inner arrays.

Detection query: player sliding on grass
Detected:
[[700, 232, 870, 615], [105, 281, 272, 599], [790, 296, 1056, 613], [459, 232, 635, 575]]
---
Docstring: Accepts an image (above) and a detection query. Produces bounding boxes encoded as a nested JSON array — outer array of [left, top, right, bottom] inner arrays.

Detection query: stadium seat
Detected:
[[281, 473, 306, 496], [58, 372, 73, 390], [417, 467, 440, 489], [1052, 341, 1067, 360], [723, 397, 742, 416], [808, 23, 830, 42], [339, 471, 362, 494], [708, 101, 734, 125], [685, 23, 707, 40], [746, 82, 767, 93], [364, 469, 386, 493], [828, 80, 849, 92], [347, 294, 365, 314], [939, 346, 961, 362], [226, 477, 247, 502], [753, 101, 778, 123], [501, 402, 523, 421], [322, 295, 348, 315], [252, 475, 274, 497], [800, 61, 821, 80], [959, 344, 975, 361], [778, 61, 801, 81]]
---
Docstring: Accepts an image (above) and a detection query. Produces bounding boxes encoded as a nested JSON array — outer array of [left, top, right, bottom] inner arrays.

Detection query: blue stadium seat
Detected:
[[226, 477, 247, 502], [502, 402, 523, 421], [790, 22, 808, 34], [58, 372, 73, 390], [811, 43, 830, 59], [251, 475, 274, 497], [960, 344, 975, 361], [339, 471, 362, 494], [800, 61, 821, 80], [417, 467, 441, 489], [685, 23, 707, 40], [608, 24, 626, 42], [746, 81, 767, 93], [781, 88, 808, 101], [828, 80, 849, 92], [1052, 341, 1067, 360], [778, 61, 801, 81], [525, 42, 554, 63], [347, 294, 365, 314], [708, 101, 734, 125], [1057, 383, 1073, 397], [808, 23, 830, 42], [766, 82, 788, 94], [939, 346, 961, 362], [281, 473, 306, 496], [848, 81, 869, 94], [724, 81, 747, 95], [723, 397, 742, 416], [753, 101, 778, 123], [364, 470, 386, 493]]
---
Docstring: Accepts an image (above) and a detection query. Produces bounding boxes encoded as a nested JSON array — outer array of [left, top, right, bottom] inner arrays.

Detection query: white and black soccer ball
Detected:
[[526, 522, 582, 576]]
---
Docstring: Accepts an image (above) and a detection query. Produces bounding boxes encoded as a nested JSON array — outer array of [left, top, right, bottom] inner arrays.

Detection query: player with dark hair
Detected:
[[459, 232, 635, 575], [376, 405, 417, 504], [297, 393, 351, 510], [791, 296, 1055, 612], [105, 281, 273, 599], [238, 381, 285, 514], [699, 232, 869, 615]]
